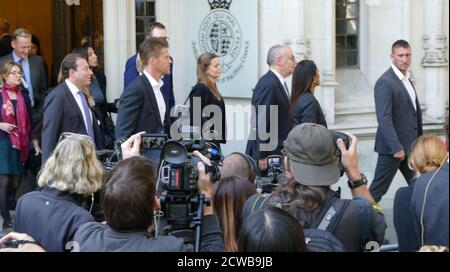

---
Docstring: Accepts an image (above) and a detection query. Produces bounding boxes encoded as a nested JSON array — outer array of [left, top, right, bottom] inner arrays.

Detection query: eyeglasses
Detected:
[[58, 132, 94, 145], [9, 71, 23, 77]]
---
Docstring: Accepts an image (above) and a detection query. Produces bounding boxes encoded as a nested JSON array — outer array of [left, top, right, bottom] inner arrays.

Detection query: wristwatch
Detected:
[[348, 173, 368, 189]]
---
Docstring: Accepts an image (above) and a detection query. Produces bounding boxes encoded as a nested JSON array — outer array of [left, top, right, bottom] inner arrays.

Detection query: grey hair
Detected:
[[267, 44, 289, 66], [12, 28, 32, 40]]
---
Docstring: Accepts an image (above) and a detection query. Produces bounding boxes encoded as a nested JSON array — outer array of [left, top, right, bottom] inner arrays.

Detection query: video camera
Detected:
[[157, 137, 223, 249], [257, 155, 285, 194]]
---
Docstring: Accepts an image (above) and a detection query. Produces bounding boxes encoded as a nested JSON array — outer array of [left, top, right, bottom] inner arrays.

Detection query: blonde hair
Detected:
[[38, 134, 103, 195], [409, 134, 447, 174], [419, 245, 449, 252], [197, 52, 222, 100]]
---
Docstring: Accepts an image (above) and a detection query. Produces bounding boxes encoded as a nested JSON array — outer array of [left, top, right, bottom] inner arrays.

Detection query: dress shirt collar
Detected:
[[270, 68, 286, 85], [143, 70, 164, 89], [65, 79, 83, 96], [391, 64, 411, 81]]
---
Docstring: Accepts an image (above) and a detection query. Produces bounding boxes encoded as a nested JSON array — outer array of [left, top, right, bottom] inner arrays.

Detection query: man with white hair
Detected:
[[246, 44, 296, 174]]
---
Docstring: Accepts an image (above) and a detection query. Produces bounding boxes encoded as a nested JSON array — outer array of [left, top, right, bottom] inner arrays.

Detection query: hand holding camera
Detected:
[[193, 151, 214, 203], [120, 131, 145, 159], [335, 132, 362, 181]]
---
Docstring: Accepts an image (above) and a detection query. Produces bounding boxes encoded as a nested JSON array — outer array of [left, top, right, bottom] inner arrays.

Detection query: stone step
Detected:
[[335, 102, 375, 117]]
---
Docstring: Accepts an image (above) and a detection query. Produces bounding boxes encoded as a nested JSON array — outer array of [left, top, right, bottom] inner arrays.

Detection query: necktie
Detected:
[[283, 81, 290, 98], [78, 91, 95, 141], [19, 58, 34, 106]]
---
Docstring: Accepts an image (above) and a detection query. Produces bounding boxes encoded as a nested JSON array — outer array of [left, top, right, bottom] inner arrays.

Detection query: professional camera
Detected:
[[157, 138, 223, 249], [329, 130, 350, 176], [257, 155, 285, 193]]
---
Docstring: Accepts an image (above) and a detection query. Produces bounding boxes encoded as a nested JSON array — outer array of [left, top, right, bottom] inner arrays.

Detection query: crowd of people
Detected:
[[0, 18, 448, 252]]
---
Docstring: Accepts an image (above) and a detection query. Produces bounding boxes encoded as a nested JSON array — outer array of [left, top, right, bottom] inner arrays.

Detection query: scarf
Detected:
[[1, 82, 31, 163]]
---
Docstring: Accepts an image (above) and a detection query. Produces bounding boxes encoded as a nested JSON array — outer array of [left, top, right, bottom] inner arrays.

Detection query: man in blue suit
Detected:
[[370, 40, 423, 202], [245, 45, 296, 173], [123, 22, 175, 111]]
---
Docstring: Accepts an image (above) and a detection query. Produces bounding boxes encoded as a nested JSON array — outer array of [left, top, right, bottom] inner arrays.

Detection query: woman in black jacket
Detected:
[[289, 60, 327, 128], [189, 52, 226, 149]]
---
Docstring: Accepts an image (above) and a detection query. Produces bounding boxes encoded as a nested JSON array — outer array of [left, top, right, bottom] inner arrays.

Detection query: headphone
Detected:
[[419, 153, 449, 246], [230, 152, 257, 183]]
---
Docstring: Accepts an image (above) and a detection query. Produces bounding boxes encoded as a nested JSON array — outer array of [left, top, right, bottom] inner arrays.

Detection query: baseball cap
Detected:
[[283, 123, 340, 186]]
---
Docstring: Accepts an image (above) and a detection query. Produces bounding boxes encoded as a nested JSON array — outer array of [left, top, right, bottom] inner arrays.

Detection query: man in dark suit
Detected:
[[116, 38, 172, 164], [0, 18, 13, 57], [246, 44, 296, 173], [42, 53, 102, 163], [370, 40, 423, 202], [0, 28, 48, 129], [123, 22, 175, 111]]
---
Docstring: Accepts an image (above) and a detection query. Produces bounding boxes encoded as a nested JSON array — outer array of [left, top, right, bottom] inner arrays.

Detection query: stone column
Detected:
[[316, 0, 338, 125], [422, 0, 448, 120], [103, 0, 136, 102]]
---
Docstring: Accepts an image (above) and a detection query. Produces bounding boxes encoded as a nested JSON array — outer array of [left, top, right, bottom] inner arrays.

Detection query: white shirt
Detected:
[[270, 68, 290, 97], [65, 79, 93, 132], [143, 70, 166, 124], [391, 64, 417, 111]]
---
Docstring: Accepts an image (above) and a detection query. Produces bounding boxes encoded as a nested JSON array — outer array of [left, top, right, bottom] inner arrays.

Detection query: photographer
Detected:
[[243, 123, 386, 251], [73, 132, 224, 252]]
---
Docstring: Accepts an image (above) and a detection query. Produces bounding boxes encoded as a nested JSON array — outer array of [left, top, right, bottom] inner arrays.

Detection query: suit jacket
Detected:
[[374, 67, 423, 155], [123, 54, 175, 111], [0, 34, 13, 57], [0, 53, 48, 127], [41, 82, 103, 163], [245, 70, 290, 160], [115, 74, 171, 140], [291, 91, 327, 129]]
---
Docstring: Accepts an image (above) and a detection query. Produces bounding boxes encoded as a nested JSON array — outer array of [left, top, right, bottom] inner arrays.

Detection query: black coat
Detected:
[[13, 187, 95, 252], [41, 81, 103, 164], [374, 67, 423, 155], [246, 70, 290, 160], [0, 34, 13, 57], [188, 82, 226, 148], [291, 91, 327, 128], [411, 163, 449, 248], [115, 74, 170, 140]]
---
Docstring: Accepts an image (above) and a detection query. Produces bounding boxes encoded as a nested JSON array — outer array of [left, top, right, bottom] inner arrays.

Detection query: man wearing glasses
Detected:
[[41, 53, 102, 164]]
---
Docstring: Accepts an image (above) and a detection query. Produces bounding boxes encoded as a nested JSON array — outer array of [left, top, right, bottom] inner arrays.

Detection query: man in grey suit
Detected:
[[370, 40, 423, 202], [0, 28, 48, 129]]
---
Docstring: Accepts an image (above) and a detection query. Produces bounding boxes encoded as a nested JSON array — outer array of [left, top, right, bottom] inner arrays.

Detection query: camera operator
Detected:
[[73, 132, 224, 252], [243, 123, 386, 251]]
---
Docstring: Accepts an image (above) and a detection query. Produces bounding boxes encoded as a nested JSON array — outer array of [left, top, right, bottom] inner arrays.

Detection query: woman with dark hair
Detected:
[[0, 61, 37, 230], [72, 42, 117, 149], [212, 176, 256, 252], [189, 52, 226, 149], [289, 60, 327, 128], [238, 206, 308, 252]]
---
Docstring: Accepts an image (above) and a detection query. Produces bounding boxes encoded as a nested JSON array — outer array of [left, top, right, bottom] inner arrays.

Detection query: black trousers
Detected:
[[369, 154, 416, 202]]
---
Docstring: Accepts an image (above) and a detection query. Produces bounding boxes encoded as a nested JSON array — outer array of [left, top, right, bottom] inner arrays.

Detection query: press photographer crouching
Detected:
[[243, 123, 386, 252], [73, 132, 224, 252]]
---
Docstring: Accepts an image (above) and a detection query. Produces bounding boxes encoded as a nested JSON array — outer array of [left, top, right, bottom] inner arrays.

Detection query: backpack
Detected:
[[244, 194, 349, 252]]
